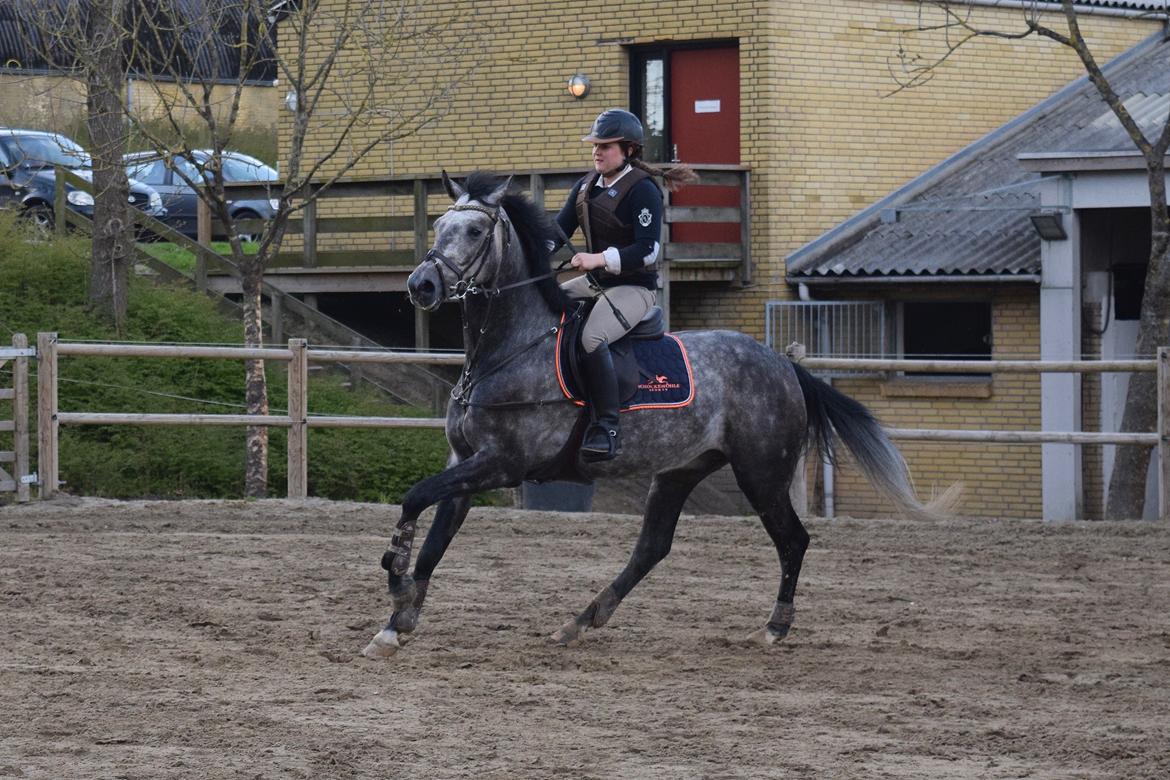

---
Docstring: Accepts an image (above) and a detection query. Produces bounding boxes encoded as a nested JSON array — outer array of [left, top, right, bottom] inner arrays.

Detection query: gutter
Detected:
[[1019, 150, 1154, 171], [962, 1, 1169, 19], [794, 274, 1041, 285]]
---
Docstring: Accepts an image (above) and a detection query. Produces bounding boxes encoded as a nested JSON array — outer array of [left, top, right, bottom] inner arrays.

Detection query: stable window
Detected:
[[899, 301, 991, 376], [1112, 264, 1145, 321]]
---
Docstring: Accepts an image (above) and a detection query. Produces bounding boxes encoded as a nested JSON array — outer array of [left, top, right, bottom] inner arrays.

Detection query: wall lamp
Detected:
[[567, 73, 591, 99], [1029, 210, 1068, 241]]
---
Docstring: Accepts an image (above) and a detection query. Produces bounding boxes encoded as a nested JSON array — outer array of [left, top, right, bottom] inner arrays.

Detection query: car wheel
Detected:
[[20, 203, 55, 236], [232, 210, 262, 243]]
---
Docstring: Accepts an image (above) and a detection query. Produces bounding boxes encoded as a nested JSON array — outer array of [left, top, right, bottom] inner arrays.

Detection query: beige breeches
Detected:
[[561, 274, 657, 353]]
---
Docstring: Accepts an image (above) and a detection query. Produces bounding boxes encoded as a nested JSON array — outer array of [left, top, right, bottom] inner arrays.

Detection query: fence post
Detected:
[[287, 338, 308, 499], [270, 293, 284, 344], [302, 199, 318, 268], [660, 187, 671, 331], [196, 196, 212, 246], [413, 178, 431, 352], [36, 332, 58, 499], [13, 334, 29, 502], [738, 169, 752, 286], [528, 172, 545, 209], [1159, 347, 1169, 523], [195, 196, 211, 292], [53, 169, 67, 237]]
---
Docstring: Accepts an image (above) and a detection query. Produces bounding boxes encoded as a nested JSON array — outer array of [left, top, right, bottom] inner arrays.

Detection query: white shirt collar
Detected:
[[595, 164, 633, 188]]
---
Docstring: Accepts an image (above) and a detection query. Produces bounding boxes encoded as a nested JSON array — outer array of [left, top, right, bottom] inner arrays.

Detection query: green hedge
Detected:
[[0, 214, 465, 502]]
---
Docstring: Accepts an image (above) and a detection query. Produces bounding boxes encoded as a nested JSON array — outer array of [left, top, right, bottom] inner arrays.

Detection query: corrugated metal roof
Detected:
[[787, 31, 1167, 280], [1074, 1, 1168, 8], [1030, 91, 1169, 154], [0, 1, 277, 83]]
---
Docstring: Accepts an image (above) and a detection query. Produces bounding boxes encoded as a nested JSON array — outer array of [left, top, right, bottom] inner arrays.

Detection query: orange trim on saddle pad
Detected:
[[554, 314, 696, 411]]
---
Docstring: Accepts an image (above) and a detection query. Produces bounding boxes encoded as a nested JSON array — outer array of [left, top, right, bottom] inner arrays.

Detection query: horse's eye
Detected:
[[467, 227, 483, 238]]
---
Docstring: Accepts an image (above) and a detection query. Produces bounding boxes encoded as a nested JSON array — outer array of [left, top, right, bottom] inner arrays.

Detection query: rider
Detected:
[[555, 109, 696, 462]]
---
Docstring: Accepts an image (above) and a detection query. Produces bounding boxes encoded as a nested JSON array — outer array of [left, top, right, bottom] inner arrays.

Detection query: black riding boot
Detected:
[[581, 342, 621, 462]]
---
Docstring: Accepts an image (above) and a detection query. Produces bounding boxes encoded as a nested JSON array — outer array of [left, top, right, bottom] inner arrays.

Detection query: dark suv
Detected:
[[0, 129, 166, 231]]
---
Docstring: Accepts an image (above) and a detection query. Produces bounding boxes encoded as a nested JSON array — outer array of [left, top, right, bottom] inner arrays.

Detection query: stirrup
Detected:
[[581, 425, 621, 461]]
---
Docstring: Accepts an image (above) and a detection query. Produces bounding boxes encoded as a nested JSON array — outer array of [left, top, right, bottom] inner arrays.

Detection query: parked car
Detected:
[[0, 129, 166, 232], [123, 149, 279, 241]]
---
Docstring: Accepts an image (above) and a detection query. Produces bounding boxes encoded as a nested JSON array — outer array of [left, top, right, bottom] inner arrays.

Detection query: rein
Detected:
[[437, 199, 579, 410]]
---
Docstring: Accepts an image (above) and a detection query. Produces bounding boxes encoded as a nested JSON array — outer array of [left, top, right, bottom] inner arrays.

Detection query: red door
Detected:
[[669, 46, 740, 244]]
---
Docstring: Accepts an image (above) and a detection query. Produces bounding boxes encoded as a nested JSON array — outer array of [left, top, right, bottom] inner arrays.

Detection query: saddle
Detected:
[[525, 303, 695, 485], [555, 303, 695, 410]]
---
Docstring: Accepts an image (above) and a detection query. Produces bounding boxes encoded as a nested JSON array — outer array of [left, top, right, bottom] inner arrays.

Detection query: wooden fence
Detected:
[[0, 335, 32, 502], [51, 166, 453, 408], [209, 165, 753, 329], [19, 333, 1170, 519]]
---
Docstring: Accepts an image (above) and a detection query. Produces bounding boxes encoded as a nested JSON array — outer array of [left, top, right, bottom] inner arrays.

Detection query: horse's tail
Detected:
[[792, 361, 961, 520]]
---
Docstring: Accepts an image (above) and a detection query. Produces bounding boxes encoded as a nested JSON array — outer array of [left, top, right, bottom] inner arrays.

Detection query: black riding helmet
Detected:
[[582, 109, 645, 145]]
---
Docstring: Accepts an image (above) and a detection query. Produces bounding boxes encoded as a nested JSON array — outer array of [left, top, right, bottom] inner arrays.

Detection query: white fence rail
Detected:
[[18, 333, 1170, 520]]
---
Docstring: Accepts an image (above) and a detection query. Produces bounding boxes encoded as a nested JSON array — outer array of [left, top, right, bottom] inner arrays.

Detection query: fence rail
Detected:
[[18, 333, 1170, 520], [209, 164, 753, 291]]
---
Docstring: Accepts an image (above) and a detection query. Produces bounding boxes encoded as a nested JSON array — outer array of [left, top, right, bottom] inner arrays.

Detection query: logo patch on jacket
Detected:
[[637, 207, 652, 227], [607, 187, 618, 198]]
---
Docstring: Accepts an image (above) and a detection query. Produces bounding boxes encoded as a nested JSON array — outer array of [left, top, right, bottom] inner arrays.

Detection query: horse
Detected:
[[362, 171, 956, 658]]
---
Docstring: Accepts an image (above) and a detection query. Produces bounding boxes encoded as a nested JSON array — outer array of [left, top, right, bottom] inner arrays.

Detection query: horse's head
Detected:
[[407, 171, 513, 311]]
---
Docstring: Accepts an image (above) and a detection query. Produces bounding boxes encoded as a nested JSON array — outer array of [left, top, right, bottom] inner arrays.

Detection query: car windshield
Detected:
[[219, 154, 278, 182], [2, 135, 91, 168]]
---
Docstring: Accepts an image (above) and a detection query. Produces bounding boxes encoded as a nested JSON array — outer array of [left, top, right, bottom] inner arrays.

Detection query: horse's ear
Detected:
[[484, 175, 512, 206], [441, 170, 465, 201]]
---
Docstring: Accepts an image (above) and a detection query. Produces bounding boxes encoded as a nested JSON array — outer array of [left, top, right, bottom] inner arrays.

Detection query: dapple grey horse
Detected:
[[362, 171, 955, 658]]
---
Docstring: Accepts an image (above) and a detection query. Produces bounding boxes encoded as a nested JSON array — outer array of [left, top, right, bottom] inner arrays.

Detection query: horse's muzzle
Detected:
[[406, 264, 444, 311]]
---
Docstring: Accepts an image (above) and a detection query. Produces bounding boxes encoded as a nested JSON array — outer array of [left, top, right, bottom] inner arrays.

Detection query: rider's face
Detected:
[[592, 142, 625, 176]]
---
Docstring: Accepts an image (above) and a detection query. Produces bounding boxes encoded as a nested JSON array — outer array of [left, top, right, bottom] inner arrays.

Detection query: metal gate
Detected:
[[0, 334, 33, 502], [764, 300, 887, 376]]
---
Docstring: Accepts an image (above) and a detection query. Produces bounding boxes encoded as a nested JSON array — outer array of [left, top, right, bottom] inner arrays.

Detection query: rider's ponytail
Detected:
[[624, 144, 700, 193]]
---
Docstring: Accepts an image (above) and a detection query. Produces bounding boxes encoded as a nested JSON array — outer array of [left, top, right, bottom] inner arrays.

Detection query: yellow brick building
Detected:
[[284, 1, 1160, 518]]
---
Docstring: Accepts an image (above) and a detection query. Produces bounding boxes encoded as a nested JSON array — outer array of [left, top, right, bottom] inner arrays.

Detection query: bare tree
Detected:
[[888, 0, 1169, 519], [22, 0, 475, 496], [24, 0, 136, 331]]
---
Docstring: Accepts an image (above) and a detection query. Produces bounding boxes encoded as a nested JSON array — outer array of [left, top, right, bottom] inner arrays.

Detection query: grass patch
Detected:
[[0, 213, 484, 504], [139, 240, 260, 275]]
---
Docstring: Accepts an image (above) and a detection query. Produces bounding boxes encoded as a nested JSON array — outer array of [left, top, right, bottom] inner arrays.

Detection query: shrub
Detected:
[[0, 213, 470, 503]]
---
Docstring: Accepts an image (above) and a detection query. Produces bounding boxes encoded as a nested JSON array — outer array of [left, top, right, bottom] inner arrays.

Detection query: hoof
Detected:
[[745, 626, 787, 646], [550, 621, 582, 646], [362, 628, 405, 658]]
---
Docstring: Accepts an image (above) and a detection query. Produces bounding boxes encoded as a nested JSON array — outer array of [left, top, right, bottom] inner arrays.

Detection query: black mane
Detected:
[[463, 172, 568, 314]]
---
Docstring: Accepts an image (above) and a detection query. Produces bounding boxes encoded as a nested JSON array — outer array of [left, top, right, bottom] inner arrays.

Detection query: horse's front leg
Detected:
[[363, 452, 513, 658]]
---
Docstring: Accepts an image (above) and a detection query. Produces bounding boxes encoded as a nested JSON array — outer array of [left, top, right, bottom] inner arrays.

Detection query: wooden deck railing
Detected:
[[209, 165, 753, 288]]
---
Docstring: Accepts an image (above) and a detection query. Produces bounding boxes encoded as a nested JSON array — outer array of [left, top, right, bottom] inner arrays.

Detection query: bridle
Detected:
[[425, 200, 573, 300], [425, 198, 580, 409], [423, 201, 506, 300]]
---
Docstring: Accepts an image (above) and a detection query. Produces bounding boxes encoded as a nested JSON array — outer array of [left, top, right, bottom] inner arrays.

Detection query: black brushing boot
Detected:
[[580, 342, 621, 462]]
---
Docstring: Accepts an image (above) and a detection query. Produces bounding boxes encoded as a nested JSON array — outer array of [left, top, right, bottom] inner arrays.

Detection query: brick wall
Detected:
[[824, 286, 1043, 519], [285, 1, 1155, 518], [286, 0, 1153, 326]]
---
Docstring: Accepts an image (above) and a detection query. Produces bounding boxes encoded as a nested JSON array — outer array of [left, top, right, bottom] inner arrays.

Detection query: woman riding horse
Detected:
[[363, 168, 957, 659], [555, 109, 696, 461]]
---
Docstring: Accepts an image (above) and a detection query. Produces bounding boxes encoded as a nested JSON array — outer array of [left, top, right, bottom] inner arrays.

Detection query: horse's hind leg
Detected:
[[552, 452, 725, 645], [731, 462, 809, 645]]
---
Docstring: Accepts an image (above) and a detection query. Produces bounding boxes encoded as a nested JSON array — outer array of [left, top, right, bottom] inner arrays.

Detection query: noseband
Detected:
[[424, 201, 507, 299]]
